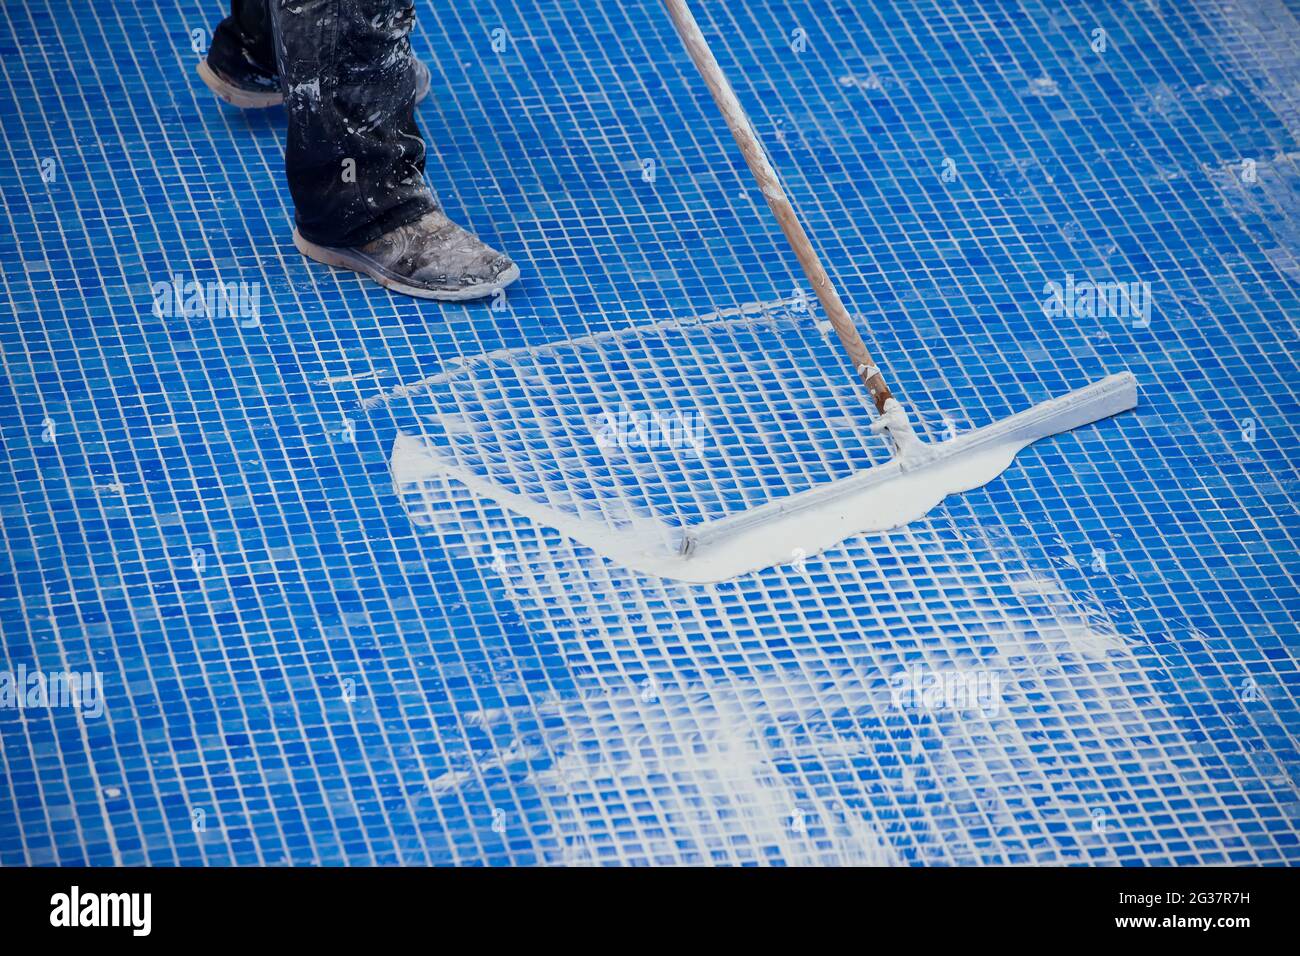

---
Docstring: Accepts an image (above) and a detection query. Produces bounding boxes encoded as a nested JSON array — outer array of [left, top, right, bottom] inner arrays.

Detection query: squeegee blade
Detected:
[[676, 372, 1138, 576]]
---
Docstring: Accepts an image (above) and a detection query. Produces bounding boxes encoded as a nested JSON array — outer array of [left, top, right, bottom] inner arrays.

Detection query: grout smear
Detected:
[[389, 369, 1134, 582], [409, 474, 1266, 865], [380, 298, 1133, 583]]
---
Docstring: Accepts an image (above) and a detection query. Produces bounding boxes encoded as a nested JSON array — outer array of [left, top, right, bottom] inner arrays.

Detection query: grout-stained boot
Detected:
[[294, 208, 520, 302]]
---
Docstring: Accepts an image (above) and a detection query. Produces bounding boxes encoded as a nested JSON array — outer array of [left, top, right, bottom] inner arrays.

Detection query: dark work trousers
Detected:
[[207, 0, 438, 247]]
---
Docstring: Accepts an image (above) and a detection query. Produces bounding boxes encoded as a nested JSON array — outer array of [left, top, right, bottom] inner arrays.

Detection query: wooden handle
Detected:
[[661, 0, 893, 412]]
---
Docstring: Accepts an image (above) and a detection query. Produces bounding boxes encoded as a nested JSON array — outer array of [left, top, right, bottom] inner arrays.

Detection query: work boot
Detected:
[[198, 56, 432, 109], [293, 209, 520, 301]]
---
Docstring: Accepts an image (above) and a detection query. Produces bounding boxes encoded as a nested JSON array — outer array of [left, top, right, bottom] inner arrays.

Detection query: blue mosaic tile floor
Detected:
[[1, 0, 1297, 865]]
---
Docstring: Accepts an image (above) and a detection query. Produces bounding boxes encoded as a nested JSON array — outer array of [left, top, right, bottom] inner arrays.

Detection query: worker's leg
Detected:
[[201, 1, 517, 299], [273, 0, 518, 298], [201, 0, 432, 109], [271, 0, 432, 247]]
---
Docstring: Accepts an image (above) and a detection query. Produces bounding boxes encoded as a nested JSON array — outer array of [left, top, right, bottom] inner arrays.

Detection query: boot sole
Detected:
[[293, 229, 521, 302], [197, 60, 283, 109]]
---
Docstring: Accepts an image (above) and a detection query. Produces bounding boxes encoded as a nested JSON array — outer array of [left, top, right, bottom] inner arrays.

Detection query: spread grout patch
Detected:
[[385, 301, 1132, 581], [386, 301, 939, 578], [412, 492, 1272, 866]]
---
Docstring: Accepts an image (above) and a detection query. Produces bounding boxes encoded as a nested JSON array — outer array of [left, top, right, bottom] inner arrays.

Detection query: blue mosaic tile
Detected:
[[0, 0, 1297, 865]]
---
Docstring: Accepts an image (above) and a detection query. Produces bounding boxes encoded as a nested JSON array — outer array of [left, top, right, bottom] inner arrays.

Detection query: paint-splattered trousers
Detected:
[[208, 0, 438, 247]]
